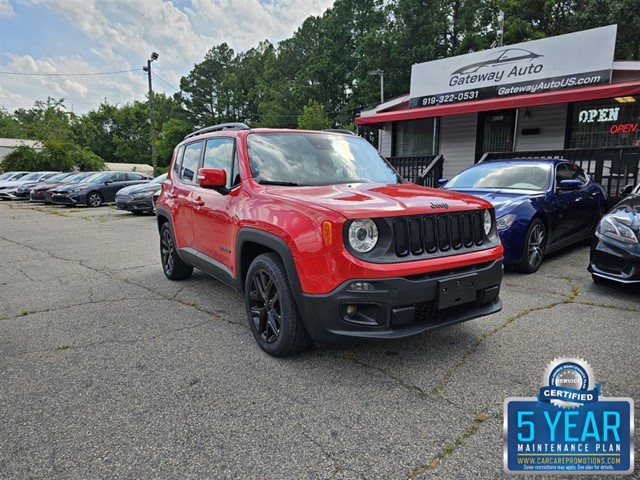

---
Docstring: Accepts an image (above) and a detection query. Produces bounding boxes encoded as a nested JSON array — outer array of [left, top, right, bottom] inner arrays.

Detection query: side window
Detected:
[[181, 142, 204, 184], [111, 173, 126, 182], [573, 166, 589, 186], [126, 173, 144, 181], [203, 138, 235, 189], [173, 146, 185, 177], [555, 164, 572, 187]]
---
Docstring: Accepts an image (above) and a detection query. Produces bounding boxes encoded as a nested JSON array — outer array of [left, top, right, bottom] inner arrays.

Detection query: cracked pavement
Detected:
[[0, 202, 638, 479]]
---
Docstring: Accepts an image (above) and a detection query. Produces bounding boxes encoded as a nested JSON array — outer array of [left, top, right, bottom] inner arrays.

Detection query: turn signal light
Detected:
[[322, 221, 332, 246]]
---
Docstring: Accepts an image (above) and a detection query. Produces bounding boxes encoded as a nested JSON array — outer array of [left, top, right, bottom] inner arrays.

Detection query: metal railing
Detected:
[[388, 154, 444, 188], [480, 147, 640, 201]]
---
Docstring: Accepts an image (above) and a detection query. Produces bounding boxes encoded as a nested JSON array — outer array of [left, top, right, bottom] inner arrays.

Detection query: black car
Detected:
[[115, 173, 167, 214], [589, 183, 640, 284], [51, 171, 152, 207]]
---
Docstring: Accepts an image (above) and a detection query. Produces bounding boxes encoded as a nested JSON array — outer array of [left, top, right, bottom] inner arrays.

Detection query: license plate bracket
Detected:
[[436, 274, 478, 310]]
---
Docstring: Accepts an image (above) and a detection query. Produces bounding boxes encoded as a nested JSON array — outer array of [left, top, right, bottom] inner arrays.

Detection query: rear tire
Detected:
[[518, 218, 546, 273], [160, 223, 193, 280], [245, 253, 312, 357]]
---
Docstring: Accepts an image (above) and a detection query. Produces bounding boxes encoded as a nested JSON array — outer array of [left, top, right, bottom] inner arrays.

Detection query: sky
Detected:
[[0, 0, 335, 114]]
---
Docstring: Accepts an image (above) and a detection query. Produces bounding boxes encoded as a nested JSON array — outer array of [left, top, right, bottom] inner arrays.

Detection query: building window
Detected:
[[569, 98, 640, 148], [393, 118, 437, 156]]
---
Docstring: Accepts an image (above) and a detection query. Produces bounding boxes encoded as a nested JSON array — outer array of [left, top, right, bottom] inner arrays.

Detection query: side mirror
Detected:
[[105, 179, 113, 185], [558, 179, 581, 190], [437, 178, 448, 188], [619, 184, 634, 196], [197, 168, 227, 189]]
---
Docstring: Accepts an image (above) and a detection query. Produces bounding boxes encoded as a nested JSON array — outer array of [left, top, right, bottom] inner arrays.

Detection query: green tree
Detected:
[[179, 43, 236, 127], [297, 101, 331, 130], [1, 145, 40, 171]]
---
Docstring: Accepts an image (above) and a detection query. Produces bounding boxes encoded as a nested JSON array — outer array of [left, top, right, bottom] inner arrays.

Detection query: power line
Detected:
[[152, 72, 180, 91], [0, 69, 140, 77]]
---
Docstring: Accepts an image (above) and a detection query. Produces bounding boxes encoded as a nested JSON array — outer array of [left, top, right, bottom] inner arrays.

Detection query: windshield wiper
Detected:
[[257, 180, 307, 186]]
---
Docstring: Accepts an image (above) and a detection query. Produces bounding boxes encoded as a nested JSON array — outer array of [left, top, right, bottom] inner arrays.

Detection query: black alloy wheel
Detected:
[[245, 253, 311, 357], [519, 218, 546, 273], [160, 223, 193, 280]]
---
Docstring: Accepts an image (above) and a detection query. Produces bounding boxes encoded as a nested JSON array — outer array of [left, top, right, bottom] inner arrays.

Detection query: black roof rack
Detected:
[[184, 122, 250, 140]]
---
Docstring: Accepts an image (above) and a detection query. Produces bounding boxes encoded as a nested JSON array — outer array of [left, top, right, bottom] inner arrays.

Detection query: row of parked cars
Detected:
[[0, 169, 166, 214], [2, 153, 638, 288]]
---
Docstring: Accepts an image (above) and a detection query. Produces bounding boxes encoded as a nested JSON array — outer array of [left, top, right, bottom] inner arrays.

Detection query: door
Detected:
[[191, 137, 238, 273], [173, 141, 204, 249], [102, 172, 129, 202], [551, 163, 594, 244], [475, 109, 516, 161]]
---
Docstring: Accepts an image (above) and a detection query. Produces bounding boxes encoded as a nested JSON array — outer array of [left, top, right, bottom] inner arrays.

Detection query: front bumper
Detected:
[[0, 190, 20, 200], [298, 259, 503, 343], [588, 233, 640, 284], [115, 194, 154, 212], [51, 193, 80, 205]]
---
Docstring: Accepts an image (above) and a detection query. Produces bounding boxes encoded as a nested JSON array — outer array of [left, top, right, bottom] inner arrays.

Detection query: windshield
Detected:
[[151, 173, 167, 184], [46, 172, 72, 182], [21, 172, 43, 181], [67, 172, 96, 184], [86, 172, 112, 183], [0, 172, 12, 180], [247, 132, 402, 186], [445, 162, 551, 191]]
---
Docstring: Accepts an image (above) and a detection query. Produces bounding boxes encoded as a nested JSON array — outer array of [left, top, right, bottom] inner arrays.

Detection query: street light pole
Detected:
[[367, 68, 385, 150], [497, 11, 505, 47], [368, 68, 384, 104], [143, 52, 159, 176]]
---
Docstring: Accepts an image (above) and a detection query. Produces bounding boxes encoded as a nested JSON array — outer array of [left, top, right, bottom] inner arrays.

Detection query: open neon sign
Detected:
[[609, 123, 638, 134]]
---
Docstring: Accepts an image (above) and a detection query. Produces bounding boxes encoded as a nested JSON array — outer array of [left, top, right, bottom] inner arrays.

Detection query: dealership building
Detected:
[[356, 25, 640, 199]]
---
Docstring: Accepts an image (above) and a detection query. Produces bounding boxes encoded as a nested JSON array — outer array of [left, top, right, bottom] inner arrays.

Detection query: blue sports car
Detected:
[[442, 159, 607, 273]]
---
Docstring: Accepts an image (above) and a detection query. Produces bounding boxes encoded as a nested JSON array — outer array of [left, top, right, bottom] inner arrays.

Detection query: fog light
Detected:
[[349, 281, 374, 291], [346, 304, 358, 317]]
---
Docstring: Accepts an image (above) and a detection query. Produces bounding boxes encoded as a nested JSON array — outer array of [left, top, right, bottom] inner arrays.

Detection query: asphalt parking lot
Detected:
[[0, 201, 638, 479]]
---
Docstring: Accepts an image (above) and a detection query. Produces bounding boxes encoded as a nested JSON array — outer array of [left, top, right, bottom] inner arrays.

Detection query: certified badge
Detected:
[[539, 357, 600, 408]]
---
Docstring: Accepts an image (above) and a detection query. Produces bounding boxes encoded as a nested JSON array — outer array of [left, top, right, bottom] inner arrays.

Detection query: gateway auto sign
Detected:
[[409, 25, 616, 108]]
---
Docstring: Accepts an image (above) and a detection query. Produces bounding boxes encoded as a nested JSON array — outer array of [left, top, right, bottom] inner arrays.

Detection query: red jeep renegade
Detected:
[[156, 123, 503, 356]]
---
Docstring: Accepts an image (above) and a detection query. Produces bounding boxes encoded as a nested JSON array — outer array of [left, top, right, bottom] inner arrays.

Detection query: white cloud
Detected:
[[0, 0, 14, 17], [0, 0, 335, 113]]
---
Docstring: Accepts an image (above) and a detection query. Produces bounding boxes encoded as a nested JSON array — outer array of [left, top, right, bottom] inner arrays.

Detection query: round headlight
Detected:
[[348, 219, 378, 253], [483, 210, 492, 236]]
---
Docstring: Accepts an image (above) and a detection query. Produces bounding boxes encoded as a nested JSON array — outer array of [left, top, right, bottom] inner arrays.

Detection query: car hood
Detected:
[[614, 193, 640, 211], [117, 183, 158, 195], [265, 183, 491, 218], [446, 188, 540, 216], [0, 180, 29, 188]]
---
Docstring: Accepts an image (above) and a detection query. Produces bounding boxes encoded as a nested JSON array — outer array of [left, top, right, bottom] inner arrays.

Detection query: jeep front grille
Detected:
[[393, 212, 484, 258]]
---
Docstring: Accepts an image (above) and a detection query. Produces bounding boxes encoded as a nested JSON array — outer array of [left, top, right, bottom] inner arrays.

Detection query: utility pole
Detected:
[[143, 52, 159, 176], [497, 11, 505, 47]]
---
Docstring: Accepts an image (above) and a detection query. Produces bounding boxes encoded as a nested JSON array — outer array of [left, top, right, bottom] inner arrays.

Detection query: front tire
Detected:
[[86, 191, 103, 207], [518, 218, 546, 273], [245, 253, 311, 357], [160, 223, 193, 280]]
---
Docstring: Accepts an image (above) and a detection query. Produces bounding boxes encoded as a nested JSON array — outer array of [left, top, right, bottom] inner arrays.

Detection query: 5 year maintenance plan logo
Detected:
[[503, 357, 634, 474]]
